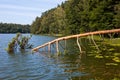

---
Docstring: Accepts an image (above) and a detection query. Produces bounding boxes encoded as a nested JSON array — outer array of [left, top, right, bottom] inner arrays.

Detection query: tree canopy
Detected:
[[0, 23, 30, 33], [31, 0, 120, 35]]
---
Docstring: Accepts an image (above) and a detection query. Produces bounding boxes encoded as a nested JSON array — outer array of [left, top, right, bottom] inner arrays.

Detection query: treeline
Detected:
[[0, 23, 30, 33], [31, 0, 120, 35]]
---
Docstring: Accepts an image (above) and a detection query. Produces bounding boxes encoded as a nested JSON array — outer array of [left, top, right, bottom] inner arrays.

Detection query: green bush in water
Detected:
[[7, 38, 16, 53], [7, 33, 33, 53]]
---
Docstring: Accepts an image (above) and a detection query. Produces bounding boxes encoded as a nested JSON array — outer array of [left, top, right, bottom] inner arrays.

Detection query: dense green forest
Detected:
[[0, 23, 30, 33], [31, 0, 120, 35]]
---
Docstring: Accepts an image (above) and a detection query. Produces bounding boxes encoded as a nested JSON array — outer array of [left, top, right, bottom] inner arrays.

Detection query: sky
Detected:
[[0, 0, 66, 24]]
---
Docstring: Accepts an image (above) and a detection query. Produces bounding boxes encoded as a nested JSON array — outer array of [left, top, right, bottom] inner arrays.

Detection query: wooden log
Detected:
[[32, 29, 120, 51], [48, 42, 51, 52], [77, 36, 82, 53], [56, 41, 59, 53], [91, 34, 100, 51], [64, 40, 67, 50]]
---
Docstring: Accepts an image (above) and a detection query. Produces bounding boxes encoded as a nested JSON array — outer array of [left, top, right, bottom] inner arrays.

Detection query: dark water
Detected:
[[0, 34, 120, 80]]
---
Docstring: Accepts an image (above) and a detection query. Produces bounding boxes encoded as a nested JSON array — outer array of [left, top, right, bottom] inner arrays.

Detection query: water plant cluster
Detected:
[[57, 36, 120, 66], [85, 37, 120, 66], [6, 33, 33, 53]]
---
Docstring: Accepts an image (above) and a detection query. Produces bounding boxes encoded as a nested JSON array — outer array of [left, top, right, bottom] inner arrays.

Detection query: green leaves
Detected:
[[31, 6, 66, 35], [112, 57, 120, 62], [31, 0, 120, 35], [0, 23, 30, 33], [6, 33, 32, 53]]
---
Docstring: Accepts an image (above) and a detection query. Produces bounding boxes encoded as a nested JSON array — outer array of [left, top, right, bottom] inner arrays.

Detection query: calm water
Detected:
[[0, 34, 120, 80]]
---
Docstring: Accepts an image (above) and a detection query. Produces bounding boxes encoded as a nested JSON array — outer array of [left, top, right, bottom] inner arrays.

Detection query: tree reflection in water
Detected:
[[57, 38, 120, 80]]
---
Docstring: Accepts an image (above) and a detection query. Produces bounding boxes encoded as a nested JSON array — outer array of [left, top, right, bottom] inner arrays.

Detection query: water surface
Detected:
[[0, 34, 120, 80]]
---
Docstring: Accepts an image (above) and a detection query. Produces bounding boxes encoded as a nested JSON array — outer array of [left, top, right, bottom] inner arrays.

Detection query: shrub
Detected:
[[6, 33, 33, 53]]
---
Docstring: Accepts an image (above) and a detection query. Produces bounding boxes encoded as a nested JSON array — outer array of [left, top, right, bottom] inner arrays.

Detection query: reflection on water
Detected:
[[63, 38, 120, 80], [0, 34, 120, 80]]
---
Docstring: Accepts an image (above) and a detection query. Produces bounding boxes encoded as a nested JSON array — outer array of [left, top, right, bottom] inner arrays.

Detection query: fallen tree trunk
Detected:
[[32, 29, 120, 51]]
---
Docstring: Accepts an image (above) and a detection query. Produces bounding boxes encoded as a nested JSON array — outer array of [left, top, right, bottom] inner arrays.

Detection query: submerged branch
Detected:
[[91, 34, 100, 51], [77, 36, 82, 53]]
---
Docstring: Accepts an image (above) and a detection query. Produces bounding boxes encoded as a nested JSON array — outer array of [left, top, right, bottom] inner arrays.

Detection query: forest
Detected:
[[31, 0, 120, 35], [0, 23, 30, 33]]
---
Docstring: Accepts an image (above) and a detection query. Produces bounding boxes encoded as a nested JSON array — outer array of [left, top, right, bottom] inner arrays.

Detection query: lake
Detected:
[[0, 34, 120, 80]]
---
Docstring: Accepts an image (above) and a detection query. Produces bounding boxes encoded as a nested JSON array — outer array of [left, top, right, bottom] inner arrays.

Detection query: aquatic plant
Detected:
[[7, 38, 16, 53], [6, 33, 33, 53]]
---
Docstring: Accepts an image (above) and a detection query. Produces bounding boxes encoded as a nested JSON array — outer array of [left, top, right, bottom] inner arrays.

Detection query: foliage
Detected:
[[7, 38, 17, 53], [31, 0, 120, 35], [0, 22, 30, 33], [6, 33, 33, 53], [65, 0, 119, 33], [31, 6, 67, 35]]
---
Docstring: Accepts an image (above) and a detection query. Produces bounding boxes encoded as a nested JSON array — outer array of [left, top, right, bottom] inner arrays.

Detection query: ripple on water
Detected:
[[0, 34, 89, 80]]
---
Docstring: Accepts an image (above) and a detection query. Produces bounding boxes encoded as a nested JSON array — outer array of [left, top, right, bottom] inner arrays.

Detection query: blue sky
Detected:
[[0, 0, 66, 24]]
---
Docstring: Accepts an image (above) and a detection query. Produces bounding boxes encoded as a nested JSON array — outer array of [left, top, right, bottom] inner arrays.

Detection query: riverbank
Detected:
[[38, 33, 64, 37]]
